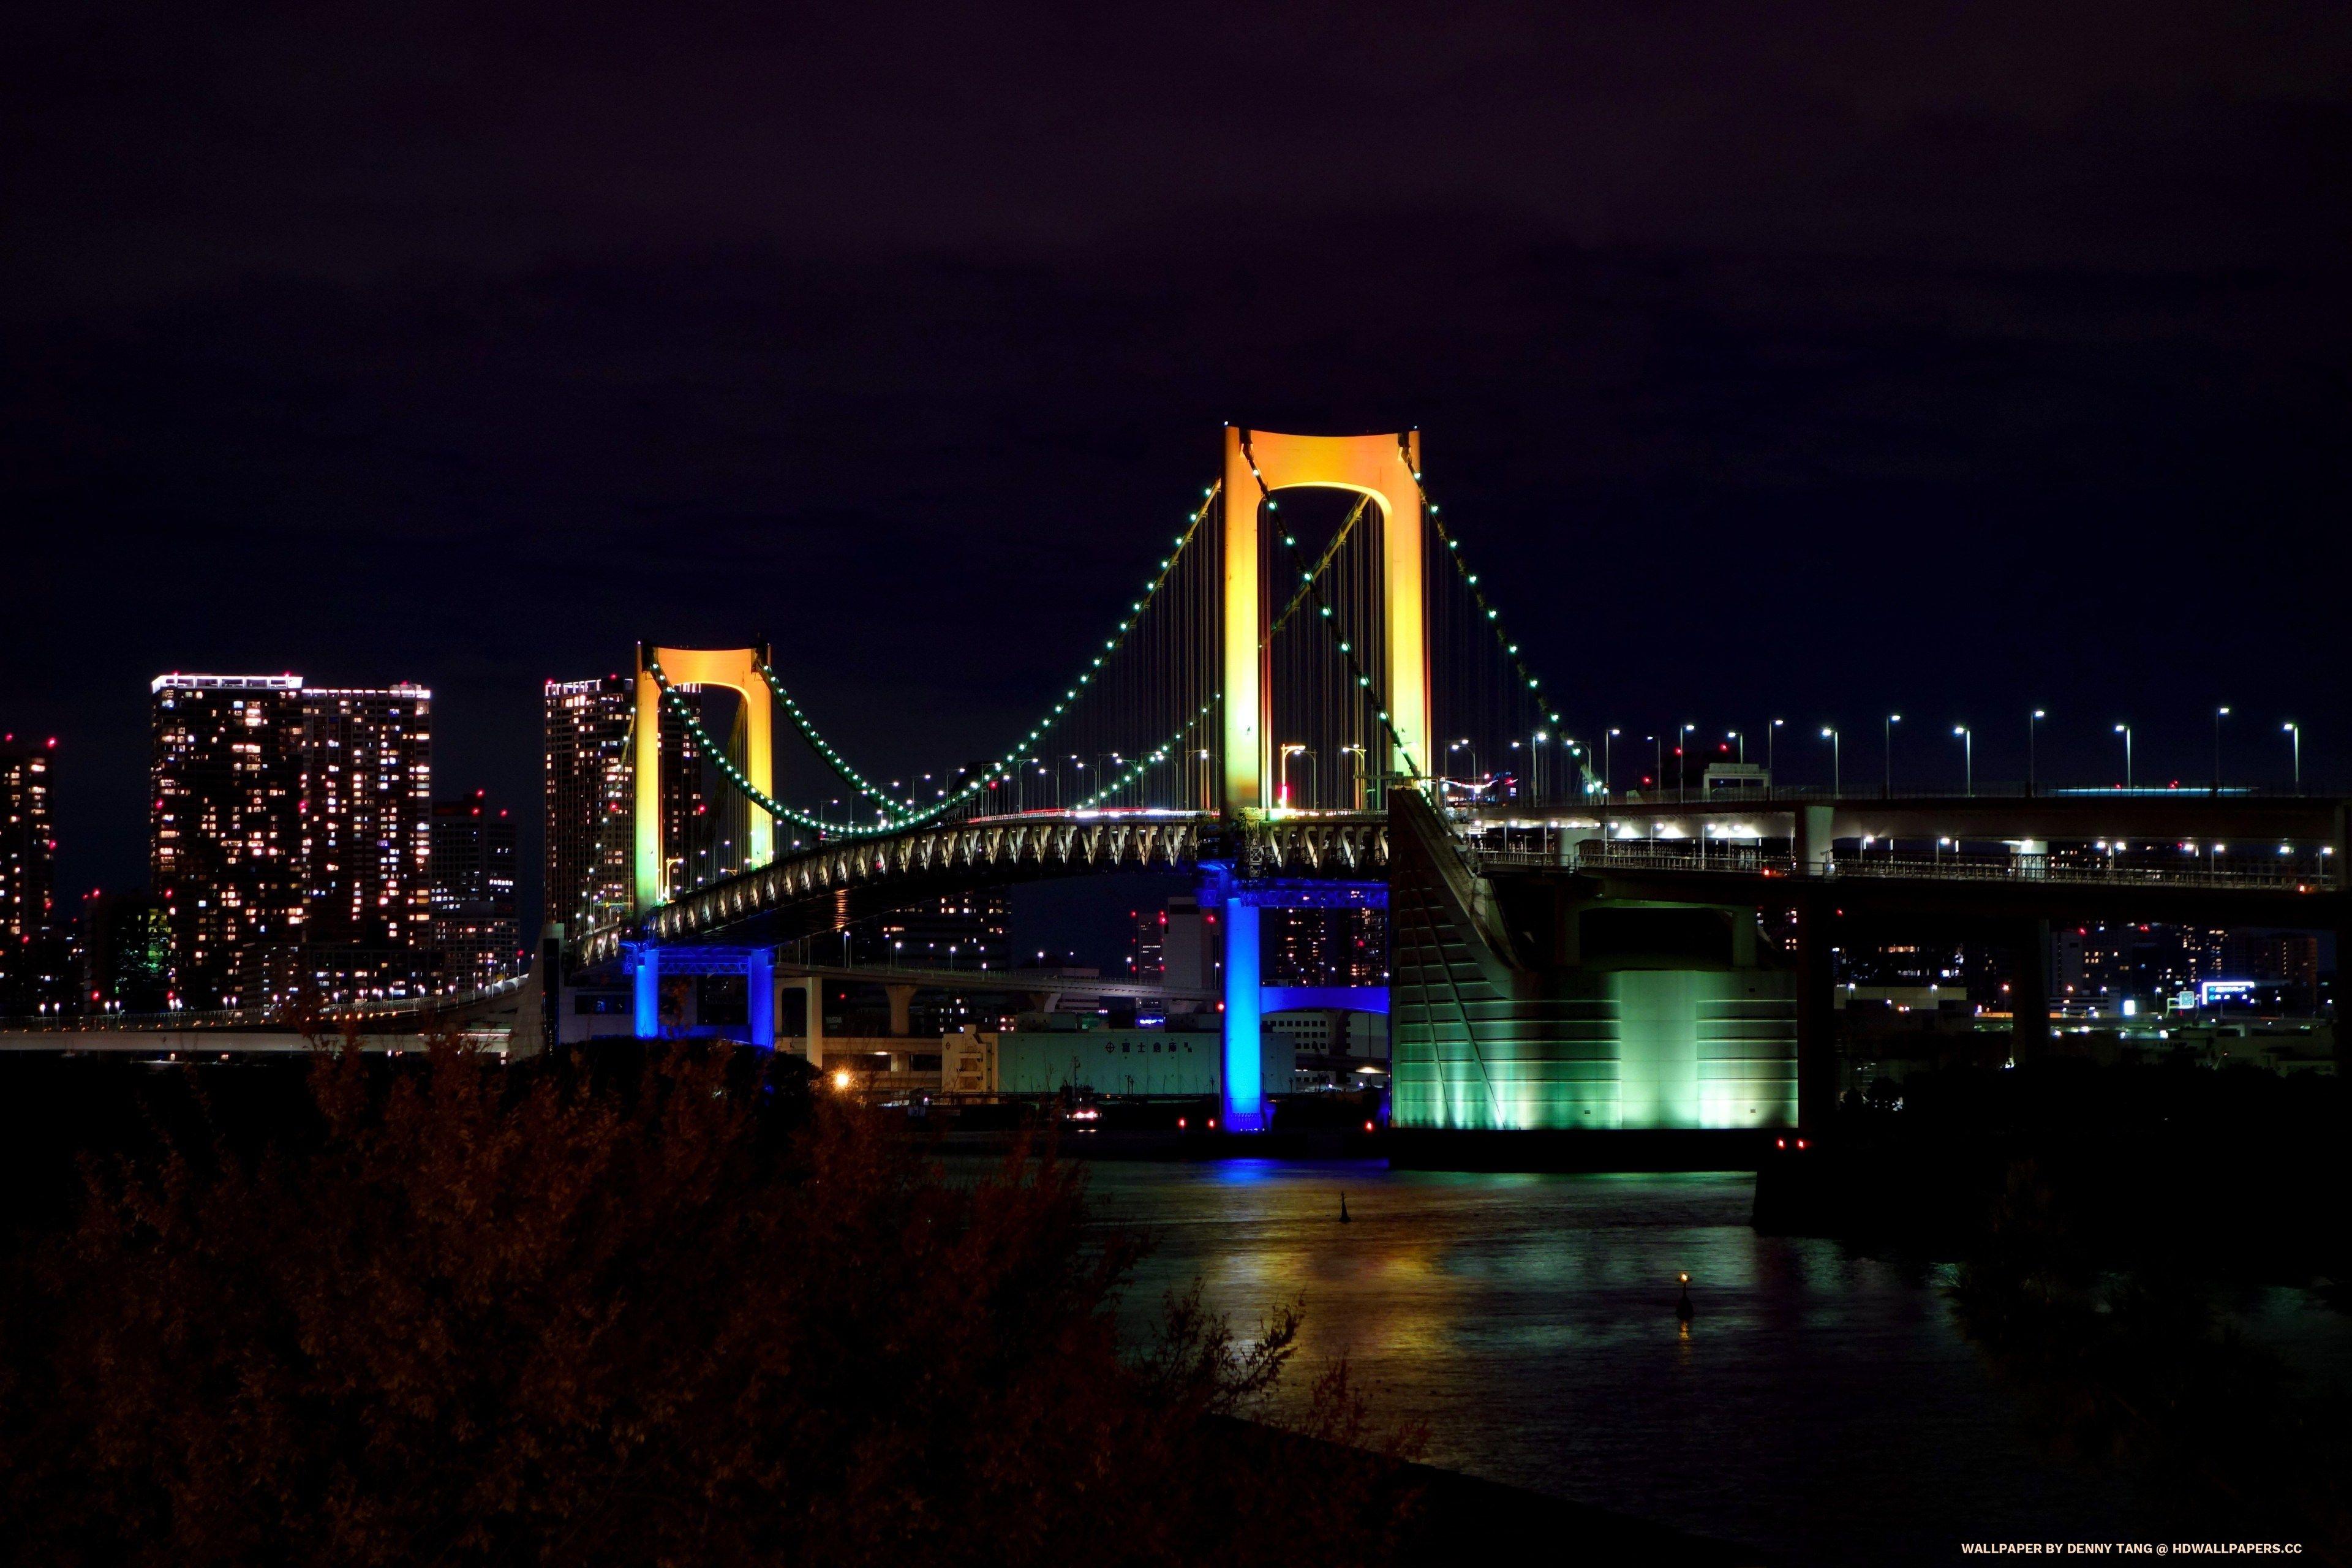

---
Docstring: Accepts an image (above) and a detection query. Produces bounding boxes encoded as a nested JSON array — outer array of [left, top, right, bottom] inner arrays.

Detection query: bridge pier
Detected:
[[1221, 896, 1264, 1131], [747, 948, 774, 1050], [794, 976, 824, 1065], [1795, 805, 1835, 878], [632, 944, 660, 1039], [1795, 892, 1838, 1133], [2013, 918, 2050, 1065], [884, 982, 916, 1038]]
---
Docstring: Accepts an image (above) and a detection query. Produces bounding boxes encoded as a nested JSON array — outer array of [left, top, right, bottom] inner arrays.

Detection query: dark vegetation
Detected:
[[0, 1040, 1423, 1566]]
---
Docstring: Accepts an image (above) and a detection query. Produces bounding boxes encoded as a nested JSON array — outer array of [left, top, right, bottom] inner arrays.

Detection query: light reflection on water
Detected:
[[1066, 1159, 2347, 1566]]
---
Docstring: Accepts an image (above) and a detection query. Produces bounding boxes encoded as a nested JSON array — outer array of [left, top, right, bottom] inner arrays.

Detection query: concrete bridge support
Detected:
[[884, 982, 916, 1038], [747, 948, 774, 1050], [1794, 892, 1838, 1134], [1221, 896, 1264, 1131], [2013, 919, 2051, 1064], [793, 976, 824, 1065], [1795, 805, 1836, 878], [633, 946, 660, 1039]]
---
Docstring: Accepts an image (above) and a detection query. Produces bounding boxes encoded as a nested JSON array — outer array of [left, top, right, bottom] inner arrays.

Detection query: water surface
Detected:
[[1072, 1159, 2344, 1565]]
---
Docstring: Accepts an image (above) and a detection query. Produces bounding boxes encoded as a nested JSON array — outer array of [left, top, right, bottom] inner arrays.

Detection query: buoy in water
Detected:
[[1675, 1271, 1694, 1323]]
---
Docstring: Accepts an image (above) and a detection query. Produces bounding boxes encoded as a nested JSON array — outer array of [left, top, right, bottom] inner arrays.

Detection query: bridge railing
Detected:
[[0, 971, 530, 1033], [1815, 853, 2321, 891], [1570, 783, 2326, 809], [1470, 837, 2331, 892]]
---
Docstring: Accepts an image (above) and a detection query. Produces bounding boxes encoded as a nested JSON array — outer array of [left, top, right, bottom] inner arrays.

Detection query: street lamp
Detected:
[[1341, 744, 1368, 809], [2114, 723, 2133, 788], [1883, 714, 1901, 797], [2027, 709, 2046, 796], [1821, 726, 1841, 794], [1280, 742, 1311, 809], [1680, 723, 1697, 801], [1953, 725, 1972, 794], [2284, 722, 2301, 791], [1727, 729, 1745, 764], [1768, 718, 1784, 781], [2212, 706, 2230, 796], [1448, 739, 1480, 793], [1605, 728, 1620, 796]]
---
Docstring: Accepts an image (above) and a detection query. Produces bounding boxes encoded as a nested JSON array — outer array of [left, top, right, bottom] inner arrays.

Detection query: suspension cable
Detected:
[[1393, 434, 1564, 733], [652, 480, 1226, 841]]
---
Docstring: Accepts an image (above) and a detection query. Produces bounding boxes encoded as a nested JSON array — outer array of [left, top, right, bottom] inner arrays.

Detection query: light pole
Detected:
[[1883, 714, 1901, 797], [2027, 709, 2045, 796], [1605, 728, 1620, 796], [2212, 706, 2230, 796], [1342, 744, 1368, 809], [2114, 723, 2132, 788], [2284, 722, 2301, 791], [1952, 725, 1972, 794], [1280, 743, 1309, 808], [1651, 734, 1662, 796], [1768, 718, 1784, 782], [1448, 739, 1480, 798], [1727, 729, 1746, 764], [1821, 726, 1841, 794], [1680, 723, 1697, 801]]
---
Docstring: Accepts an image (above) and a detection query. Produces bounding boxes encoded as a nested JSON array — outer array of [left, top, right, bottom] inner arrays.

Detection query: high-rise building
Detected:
[[542, 676, 704, 937], [1267, 906, 1387, 987], [151, 674, 437, 1010], [300, 685, 433, 950], [1128, 904, 1166, 980], [80, 889, 170, 1014], [151, 676, 309, 1009], [0, 734, 61, 1012], [543, 677, 633, 937], [854, 891, 1012, 970], [431, 790, 519, 986]]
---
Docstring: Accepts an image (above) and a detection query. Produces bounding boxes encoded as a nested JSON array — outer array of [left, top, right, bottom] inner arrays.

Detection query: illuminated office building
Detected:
[[150, 676, 310, 1009], [300, 684, 433, 950], [0, 734, 61, 1012], [431, 790, 520, 986], [1267, 905, 1387, 987], [542, 676, 703, 935], [151, 674, 439, 1009], [80, 889, 170, 1014]]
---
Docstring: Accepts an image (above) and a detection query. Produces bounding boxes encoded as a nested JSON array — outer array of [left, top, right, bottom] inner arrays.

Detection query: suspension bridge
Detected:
[[549, 424, 2352, 1142]]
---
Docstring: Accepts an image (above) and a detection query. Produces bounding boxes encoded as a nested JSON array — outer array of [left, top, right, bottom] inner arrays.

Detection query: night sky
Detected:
[[7, 1, 2348, 948]]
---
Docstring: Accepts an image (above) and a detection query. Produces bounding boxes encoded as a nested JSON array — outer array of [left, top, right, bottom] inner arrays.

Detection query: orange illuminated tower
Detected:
[[1219, 427, 1429, 814]]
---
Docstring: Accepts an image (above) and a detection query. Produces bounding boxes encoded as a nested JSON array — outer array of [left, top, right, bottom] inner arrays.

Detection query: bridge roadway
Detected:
[[584, 788, 2349, 968], [576, 808, 1392, 968], [0, 973, 538, 1055], [1526, 785, 2351, 856]]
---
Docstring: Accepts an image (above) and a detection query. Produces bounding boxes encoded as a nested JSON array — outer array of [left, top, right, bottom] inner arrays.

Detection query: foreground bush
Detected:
[[0, 1041, 1414, 1566]]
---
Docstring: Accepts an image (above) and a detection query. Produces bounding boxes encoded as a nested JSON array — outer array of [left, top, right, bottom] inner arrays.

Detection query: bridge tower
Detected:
[[634, 644, 777, 913], [1221, 427, 1430, 815]]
